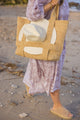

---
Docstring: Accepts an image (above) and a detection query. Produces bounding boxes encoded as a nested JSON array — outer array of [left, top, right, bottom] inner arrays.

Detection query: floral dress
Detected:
[[23, 0, 69, 96]]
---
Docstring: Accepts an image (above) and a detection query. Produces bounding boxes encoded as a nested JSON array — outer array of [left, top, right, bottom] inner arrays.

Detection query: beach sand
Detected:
[[0, 5, 80, 120]]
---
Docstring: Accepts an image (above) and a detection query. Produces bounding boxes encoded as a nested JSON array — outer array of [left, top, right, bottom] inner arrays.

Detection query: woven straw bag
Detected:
[[15, 5, 68, 61]]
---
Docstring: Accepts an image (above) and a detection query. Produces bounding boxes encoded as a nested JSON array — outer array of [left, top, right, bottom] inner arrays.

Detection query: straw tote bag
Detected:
[[15, 4, 68, 61]]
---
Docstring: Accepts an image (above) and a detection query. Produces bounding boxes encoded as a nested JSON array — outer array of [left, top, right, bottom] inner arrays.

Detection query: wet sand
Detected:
[[0, 5, 80, 120]]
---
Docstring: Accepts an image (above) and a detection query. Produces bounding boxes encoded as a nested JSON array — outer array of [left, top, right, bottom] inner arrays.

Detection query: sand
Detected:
[[0, 5, 80, 120]]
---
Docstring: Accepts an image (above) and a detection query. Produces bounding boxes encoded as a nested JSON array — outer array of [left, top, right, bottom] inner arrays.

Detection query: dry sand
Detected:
[[0, 5, 80, 120]]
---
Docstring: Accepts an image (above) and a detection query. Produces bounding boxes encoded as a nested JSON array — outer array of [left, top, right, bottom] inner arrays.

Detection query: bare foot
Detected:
[[25, 84, 33, 97], [50, 105, 73, 119]]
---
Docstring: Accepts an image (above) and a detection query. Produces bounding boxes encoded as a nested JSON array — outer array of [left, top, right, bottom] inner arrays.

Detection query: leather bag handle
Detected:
[[49, 4, 59, 21], [46, 4, 59, 45]]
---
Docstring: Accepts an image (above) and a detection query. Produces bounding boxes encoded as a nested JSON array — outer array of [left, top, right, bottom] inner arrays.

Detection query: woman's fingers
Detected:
[[51, 0, 59, 6]]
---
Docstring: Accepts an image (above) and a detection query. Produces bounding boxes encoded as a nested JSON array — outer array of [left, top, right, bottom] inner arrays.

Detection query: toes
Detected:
[[69, 113, 73, 117], [50, 106, 73, 118]]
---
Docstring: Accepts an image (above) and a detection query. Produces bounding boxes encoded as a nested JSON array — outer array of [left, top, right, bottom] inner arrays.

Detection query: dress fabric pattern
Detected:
[[23, 0, 69, 96]]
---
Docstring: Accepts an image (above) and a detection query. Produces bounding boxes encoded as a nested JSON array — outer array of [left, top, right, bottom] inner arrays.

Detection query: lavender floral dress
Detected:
[[23, 0, 69, 96]]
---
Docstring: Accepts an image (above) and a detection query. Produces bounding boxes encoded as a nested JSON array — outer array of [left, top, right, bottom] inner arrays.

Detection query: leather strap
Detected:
[[50, 4, 59, 21], [46, 4, 59, 44]]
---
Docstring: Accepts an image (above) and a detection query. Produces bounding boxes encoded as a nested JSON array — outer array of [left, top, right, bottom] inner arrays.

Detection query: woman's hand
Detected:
[[51, 0, 59, 6], [44, 0, 59, 13]]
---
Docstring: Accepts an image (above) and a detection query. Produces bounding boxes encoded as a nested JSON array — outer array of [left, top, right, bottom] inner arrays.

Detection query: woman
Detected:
[[23, 0, 73, 119]]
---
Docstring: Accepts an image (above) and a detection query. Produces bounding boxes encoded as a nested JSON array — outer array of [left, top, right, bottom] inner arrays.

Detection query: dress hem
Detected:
[[23, 80, 61, 96]]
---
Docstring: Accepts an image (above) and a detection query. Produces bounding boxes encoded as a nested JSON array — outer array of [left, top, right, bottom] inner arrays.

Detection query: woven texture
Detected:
[[15, 5, 68, 61]]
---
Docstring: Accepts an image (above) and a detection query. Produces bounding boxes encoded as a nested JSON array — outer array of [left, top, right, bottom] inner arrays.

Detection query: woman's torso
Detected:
[[26, 0, 69, 21]]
